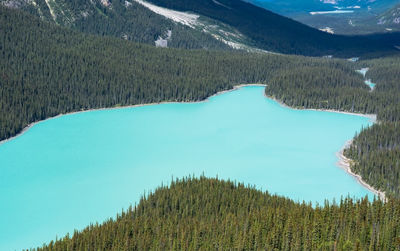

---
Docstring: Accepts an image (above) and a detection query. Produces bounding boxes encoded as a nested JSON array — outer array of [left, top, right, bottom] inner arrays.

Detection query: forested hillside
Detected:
[[266, 57, 400, 121], [265, 55, 400, 197], [3, 0, 398, 56], [375, 3, 400, 32], [0, 5, 369, 142], [2, 5, 400, 199], [345, 123, 400, 196], [343, 56, 400, 197], [145, 0, 397, 57], [2, 3, 400, 249], [1, 0, 230, 50], [34, 177, 400, 250], [248, 0, 400, 35]]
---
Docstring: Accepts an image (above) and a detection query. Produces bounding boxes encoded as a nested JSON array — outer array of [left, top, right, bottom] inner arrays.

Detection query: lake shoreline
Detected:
[[0, 84, 384, 201], [336, 140, 386, 201], [267, 95, 377, 123], [0, 84, 266, 146], [266, 94, 384, 200]]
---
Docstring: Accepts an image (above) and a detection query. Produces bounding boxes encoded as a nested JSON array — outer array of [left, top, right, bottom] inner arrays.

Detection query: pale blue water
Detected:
[[0, 86, 374, 250], [365, 79, 376, 89], [356, 68, 376, 90]]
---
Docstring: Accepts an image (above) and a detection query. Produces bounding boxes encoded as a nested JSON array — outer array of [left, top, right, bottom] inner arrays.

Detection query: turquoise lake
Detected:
[[0, 86, 374, 250]]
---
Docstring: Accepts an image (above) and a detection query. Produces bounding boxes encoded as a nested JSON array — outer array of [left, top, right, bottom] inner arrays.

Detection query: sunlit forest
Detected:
[[33, 177, 400, 250], [1, 3, 400, 250]]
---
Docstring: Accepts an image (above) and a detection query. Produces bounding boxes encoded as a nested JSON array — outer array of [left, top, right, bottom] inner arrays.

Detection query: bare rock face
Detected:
[[155, 30, 172, 48], [1, 0, 30, 9], [100, 0, 110, 7], [377, 4, 400, 27]]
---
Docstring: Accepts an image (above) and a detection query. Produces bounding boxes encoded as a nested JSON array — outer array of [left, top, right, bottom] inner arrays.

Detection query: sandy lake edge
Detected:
[[336, 140, 386, 201]]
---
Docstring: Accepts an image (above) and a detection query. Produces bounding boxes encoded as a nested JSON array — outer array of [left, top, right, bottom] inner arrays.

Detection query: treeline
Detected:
[[345, 123, 400, 196], [266, 66, 373, 113], [2, 5, 400, 199], [0, 6, 369, 141], [266, 58, 400, 121], [341, 56, 400, 198], [18, 0, 230, 50], [264, 55, 400, 197], [33, 177, 400, 250], [364, 56, 400, 122]]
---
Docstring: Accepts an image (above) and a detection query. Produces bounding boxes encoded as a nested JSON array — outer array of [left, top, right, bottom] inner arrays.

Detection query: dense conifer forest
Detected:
[[33, 177, 400, 250], [265, 56, 400, 122], [2, 3, 400, 200], [0, 6, 370, 142], [342, 56, 400, 198], [15, 0, 231, 50], [263, 55, 400, 197], [1, 4, 400, 249], [7, 0, 398, 56], [345, 123, 400, 196]]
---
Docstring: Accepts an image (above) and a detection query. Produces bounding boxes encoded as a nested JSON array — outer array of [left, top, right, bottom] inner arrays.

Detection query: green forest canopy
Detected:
[[17, 0, 231, 50], [33, 177, 400, 251], [0, 5, 400, 249], [1, 4, 400, 200]]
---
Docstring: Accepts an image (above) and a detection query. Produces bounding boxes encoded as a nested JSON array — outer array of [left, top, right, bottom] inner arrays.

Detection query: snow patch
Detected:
[[133, 0, 199, 28], [101, 0, 110, 7], [348, 57, 359, 62], [310, 10, 354, 15], [81, 11, 89, 18], [378, 17, 386, 25], [155, 30, 172, 48], [125, 1, 132, 7], [344, 5, 360, 9], [319, 27, 334, 34], [44, 0, 57, 21], [335, 5, 361, 10], [1, 0, 30, 8], [320, 0, 337, 4], [133, 0, 263, 52], [356, 68, 369, 77]]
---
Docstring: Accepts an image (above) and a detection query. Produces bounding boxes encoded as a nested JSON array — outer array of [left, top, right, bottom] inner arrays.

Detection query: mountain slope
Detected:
[[248, 0, 400, 35], [2, 5, 375, 142], [0, 0, 231, 50], [3, 0, 398, 56], [376, 3, 400, 32], [35, 177, 400, 250], [2, 3, 400, 203], [2, 5, 400, 249], [144, 0, 397, 57]]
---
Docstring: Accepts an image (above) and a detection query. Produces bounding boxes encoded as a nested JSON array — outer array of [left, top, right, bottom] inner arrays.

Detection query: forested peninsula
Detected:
[[33, 177, 400, 250]]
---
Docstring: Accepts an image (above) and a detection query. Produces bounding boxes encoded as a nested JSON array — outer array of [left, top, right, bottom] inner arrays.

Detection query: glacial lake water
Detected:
[[0, 86, 374, 250], [357, 68, 376, 90]]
